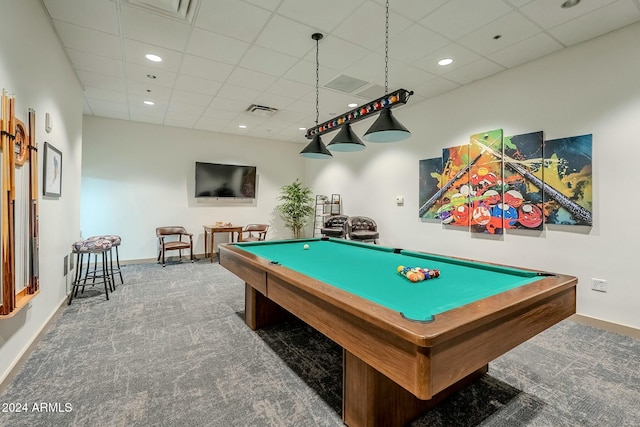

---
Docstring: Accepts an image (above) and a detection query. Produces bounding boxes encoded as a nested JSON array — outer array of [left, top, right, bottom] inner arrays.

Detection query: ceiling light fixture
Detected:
[[143, 100, 154, 105], [300, 33, 332, 159], [145, 53, 162, 62], [438, 58, 454, 66], [362, 0, 411, 143], [561, 0, 581, 8]]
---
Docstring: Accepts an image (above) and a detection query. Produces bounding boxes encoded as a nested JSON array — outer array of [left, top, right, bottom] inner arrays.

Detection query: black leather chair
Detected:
[[156, 226, 193, 266], [321, 215, 349, 238], [347, 216, 379, 244]]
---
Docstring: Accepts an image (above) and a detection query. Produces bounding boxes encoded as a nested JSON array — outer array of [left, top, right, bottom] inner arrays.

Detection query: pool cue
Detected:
[[27, 108, 39, 294]]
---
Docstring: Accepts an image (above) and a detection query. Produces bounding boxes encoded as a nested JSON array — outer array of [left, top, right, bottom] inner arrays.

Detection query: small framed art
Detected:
[[43, 142, 62, 197]]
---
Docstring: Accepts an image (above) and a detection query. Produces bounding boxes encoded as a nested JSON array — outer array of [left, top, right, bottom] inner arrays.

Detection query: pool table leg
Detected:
[[244, 283, 293, 330], [342, 350, 488, 427]]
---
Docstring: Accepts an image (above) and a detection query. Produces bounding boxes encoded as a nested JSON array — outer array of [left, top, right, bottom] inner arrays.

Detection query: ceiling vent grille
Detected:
[[126, 0, 198, 23], [324, 74, 369, 94], [246, 104, 278, 117]]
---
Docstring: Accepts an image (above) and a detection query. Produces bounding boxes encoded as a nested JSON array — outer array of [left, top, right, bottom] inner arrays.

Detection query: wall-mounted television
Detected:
[[195, 162, 257, 198]]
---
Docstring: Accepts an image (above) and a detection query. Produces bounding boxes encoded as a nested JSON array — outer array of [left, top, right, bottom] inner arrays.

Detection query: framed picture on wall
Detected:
[[43, 142, 62, 197]]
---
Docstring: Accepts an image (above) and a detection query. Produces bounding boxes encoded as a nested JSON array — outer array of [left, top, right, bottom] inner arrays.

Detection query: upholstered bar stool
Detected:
[[69, 238, 113, 305], [102, 234, 124, 285], [84, 235, 123, 288]]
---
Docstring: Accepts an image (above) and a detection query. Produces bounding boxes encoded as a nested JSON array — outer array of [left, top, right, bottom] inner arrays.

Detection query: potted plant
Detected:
[[277, 179, 315, 239]]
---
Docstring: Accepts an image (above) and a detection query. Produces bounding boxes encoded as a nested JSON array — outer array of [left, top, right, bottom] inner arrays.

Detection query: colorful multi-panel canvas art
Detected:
[[419, 130, 593, 232]]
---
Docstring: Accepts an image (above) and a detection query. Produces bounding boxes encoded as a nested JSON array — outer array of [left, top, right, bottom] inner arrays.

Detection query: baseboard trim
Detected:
[[570, 314, 640, 339]]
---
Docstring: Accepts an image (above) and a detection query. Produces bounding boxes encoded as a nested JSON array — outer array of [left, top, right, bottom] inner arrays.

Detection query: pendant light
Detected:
[[362, 0, 411, 143], [300, 33, 332, 159], [327, 123, 366, 151]]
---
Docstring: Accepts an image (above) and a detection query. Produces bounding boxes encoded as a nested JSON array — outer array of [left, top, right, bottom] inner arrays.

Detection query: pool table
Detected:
[[219, 238, 577, 427]]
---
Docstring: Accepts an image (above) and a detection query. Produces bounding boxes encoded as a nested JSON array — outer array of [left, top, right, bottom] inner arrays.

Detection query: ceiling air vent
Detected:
[[324, 74, 369, 94], [126, 0, 199, 23], [246, 104, 278, 117]]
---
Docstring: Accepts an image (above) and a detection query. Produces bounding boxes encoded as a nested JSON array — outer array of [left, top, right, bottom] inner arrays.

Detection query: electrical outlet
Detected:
[[591, 278, 607, 293]]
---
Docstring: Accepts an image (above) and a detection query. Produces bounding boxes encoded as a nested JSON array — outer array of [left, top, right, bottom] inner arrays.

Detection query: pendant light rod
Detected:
[[300, 32, 332, 159]]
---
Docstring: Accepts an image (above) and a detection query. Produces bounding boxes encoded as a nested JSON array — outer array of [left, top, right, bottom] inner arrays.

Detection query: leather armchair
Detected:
[[321, 215, 349, 238], [156, 226, 193, 266], [347, 216, 379, 244], [242, 224, 269, 242]]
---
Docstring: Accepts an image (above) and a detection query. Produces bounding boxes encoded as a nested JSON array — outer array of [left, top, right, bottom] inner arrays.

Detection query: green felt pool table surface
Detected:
[[234, 238, 543, 322]]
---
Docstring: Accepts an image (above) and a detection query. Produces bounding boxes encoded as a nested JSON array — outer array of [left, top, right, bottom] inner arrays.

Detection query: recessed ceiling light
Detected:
[[561, 0, 580, 8], [238, 124, 247, 129], [438, 58, 454, 66], [145, 53, 162, 62], [348, 103, 358, 108], [143, 100, 155, 105], [299, 127, 307, 131]]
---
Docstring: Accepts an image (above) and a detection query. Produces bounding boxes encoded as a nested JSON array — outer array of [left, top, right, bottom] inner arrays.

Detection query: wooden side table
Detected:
[[204, 225, 243, 262]]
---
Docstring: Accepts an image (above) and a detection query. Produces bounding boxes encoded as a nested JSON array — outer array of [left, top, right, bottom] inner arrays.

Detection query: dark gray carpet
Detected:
[[0, 259, 638, 426]]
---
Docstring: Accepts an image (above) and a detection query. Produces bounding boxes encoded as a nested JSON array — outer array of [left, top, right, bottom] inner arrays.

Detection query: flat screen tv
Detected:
[[195, 162, 257, 198]]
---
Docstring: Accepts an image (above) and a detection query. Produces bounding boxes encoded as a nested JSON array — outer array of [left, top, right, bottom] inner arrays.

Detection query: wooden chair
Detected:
[[241, 224, 269, 242], [156, 226, 193, 267]]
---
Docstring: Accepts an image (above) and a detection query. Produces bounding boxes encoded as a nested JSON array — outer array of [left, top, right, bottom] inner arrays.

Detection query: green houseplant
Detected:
[[277, 179, 315, 239]]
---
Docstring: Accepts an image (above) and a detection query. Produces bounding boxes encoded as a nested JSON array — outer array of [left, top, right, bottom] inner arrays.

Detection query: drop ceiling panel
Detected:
[[195, 0, 272, 42], [41, 0, 640, 143]]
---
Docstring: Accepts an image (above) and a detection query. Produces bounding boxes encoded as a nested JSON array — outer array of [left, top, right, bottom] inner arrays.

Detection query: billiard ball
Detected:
[[304, 244, 309, 250]]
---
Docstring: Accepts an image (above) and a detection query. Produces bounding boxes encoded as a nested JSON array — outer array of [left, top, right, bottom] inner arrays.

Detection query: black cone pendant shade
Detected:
[[327, 124, 366, 152], [300, 134, 332, 159], [362, 108, 411, 143]]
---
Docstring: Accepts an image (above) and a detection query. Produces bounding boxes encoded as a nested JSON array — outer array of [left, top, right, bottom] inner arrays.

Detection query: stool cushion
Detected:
[[72, 238, 113, 253]]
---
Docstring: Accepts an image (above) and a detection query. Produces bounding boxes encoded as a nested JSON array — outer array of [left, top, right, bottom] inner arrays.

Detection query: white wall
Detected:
[[0, 1, 84, 382], [307, 22, 640, 330], [81, 116, 305, 260]]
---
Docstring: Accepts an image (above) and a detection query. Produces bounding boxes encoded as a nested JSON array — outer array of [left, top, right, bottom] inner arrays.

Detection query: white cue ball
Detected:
[[303, 244, 309, 250]]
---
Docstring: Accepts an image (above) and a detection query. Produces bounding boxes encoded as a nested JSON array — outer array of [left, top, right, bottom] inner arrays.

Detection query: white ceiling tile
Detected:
[[226, 68, 278, 92], [332, 3, 412, 51], [216, 84, 262, 104], [384, 0, 449, 21], [201, 107, 242, 120], [180, 55, 234, 82], [254, 15, 317, 57], [389, 25, 451, 64], [127, 80, 173, 99], [244, 0, 281, 11], [412, 76, 461, 98], [53, 20, 121, 59], [125, 62, 177, 87], [519, 0, 618, 30], [489, 33, 563, 68], [83, 86, 128, 103], [283, 60, 341, 87], [120, 5, 191, 50], [187, 28, 250, 65], [124, 39, 183, 72], [266, 78, 314, 100], [43, 0, 119, 35], [302, 36, 370, 71], [457, 11, 543, 56], [341, 52, 387, 87], [66, 49, 123, 77], [252, 93, 296, 110], [167, 102, 206, 115], [174, 75, 223, 95], [239, 46, 299, 77], [276, 0, 365, 33], [76, 70, 126, 92], [207, 97, 252, 113], [170, 89, 212, 107], [442, 58, 505, 85], [195, 0, 272, 42], [91, 109, 130, 120], [548, 0, 640, 46], [86, 98, 129, 113], [419, 0, 513, 40], [164, 116, 199, 128], [412, 43, 481, 75], [194, 117, 228, 132]]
